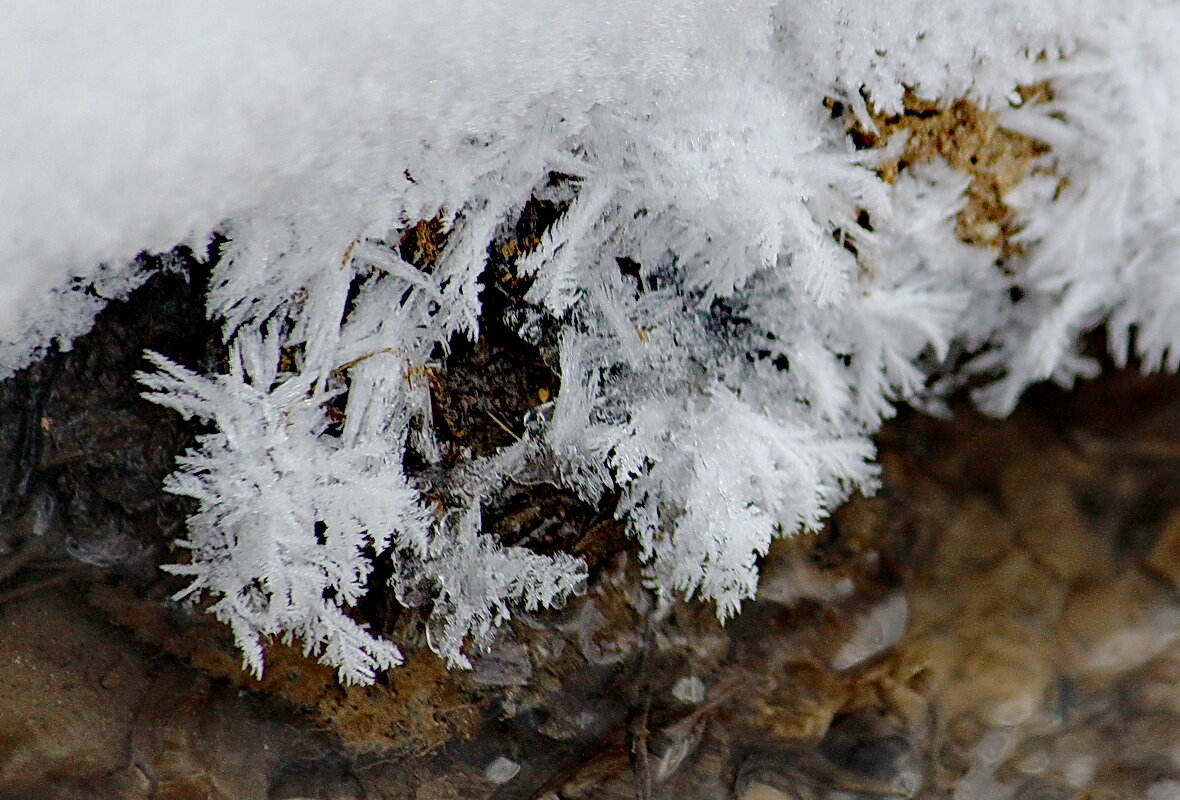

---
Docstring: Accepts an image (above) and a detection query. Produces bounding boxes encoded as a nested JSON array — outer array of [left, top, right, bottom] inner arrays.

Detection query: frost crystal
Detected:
[[6, 1, 1180, 681]]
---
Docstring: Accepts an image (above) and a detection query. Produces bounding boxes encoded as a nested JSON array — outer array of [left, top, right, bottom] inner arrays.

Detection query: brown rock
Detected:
[[1147, 508, 1180, 591]]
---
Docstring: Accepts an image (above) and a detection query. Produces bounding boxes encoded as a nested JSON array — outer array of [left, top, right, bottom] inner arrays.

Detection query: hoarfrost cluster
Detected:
[[4, 1, 1180, 682]]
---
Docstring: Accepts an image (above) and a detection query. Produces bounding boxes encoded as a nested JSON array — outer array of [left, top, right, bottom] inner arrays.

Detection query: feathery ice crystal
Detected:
[[6, 1, 1180, 681]]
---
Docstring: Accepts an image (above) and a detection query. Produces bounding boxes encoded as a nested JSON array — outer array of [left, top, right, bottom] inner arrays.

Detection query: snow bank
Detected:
[[0, 0, 730, 370]]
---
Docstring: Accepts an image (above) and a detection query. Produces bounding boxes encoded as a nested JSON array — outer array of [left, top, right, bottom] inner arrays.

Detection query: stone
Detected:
[[830, 592, 908, 671], [736, 782, 800, 800], [484, 756, 521, 785]]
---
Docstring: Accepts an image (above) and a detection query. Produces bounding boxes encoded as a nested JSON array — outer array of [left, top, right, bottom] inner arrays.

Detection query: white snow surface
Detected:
[[1, 0, 727, 368], [6, 0, 1180, 682]]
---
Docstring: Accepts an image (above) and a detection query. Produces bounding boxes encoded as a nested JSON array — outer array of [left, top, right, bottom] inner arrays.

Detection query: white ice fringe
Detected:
[[3, 1, 1180, 681]]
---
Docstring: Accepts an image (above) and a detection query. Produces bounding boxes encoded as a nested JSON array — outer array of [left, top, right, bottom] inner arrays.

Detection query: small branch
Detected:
[[631, 697, 653, 800], [332, 347, 396, 377], [340, 239, 358, 270], [0, 573, 72, 606], [485, 410, 522, 442]]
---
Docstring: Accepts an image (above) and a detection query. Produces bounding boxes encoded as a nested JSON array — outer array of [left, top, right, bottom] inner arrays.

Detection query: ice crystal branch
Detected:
[[6, 1, 1180, 681]]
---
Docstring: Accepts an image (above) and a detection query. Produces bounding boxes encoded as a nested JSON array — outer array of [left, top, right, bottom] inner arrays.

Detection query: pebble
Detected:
[[484, 756, 521, 785], [830, 592, 908, 670]]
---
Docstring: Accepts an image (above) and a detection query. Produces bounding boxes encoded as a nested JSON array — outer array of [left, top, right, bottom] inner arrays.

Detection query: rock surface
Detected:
[[5, 261, 1180, 798]]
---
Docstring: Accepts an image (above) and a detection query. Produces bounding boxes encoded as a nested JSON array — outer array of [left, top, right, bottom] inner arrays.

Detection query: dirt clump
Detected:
[[833, 86, 1053, 256]]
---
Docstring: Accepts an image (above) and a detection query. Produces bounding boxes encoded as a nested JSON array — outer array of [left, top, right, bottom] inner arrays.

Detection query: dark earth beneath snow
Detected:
[[5, 261, 1180, 800]]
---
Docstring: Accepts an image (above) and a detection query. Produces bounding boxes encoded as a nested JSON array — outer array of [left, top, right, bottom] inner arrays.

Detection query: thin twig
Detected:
[[340, 239, 358, 270], [631, 697, 653, 800], [332, 347, 396, 377], [485, 410, 522, 441], [0, 573, 72, 606]]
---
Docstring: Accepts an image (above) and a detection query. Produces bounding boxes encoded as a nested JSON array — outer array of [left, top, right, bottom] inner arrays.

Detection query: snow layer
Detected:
[[0, 0, 729, 370], [6, 1, 1180, 681]]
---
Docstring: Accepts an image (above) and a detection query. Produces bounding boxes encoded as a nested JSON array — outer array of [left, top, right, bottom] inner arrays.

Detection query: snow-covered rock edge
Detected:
[[6, 2, 1180, 682]]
